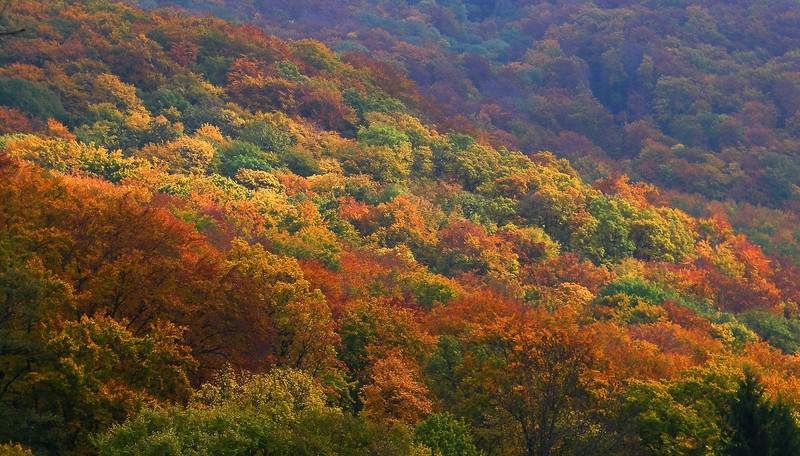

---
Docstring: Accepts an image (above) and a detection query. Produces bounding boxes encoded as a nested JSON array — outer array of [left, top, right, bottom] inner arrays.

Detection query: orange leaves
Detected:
[[451, 307, 616, 455], [0, 156, 342, 377], [427, 288, 519, 336], [523, 252, 613, 292], [594, 174, 661, 208], [337, 196, 371, 227], [226, 58, 301, 113], [374, 194, 441, 251], [439, 219, 519, 283], [741, 343, 800, 403], [629, 321, 723, 367], [0, 107, 35, 134], [168, 40, 199, 67], [299, 85, 357, 133], [360, 350, 433, 426], [591, 322, 679, 381], [693, 234, 781, 312]]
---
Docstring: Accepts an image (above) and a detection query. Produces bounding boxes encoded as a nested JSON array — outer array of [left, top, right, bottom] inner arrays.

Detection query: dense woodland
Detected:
[[136, 0, 800, 266], [2, 1, 800, 455]]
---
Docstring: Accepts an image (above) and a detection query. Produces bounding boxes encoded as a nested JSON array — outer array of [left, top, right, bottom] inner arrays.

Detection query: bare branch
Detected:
[[0, 28, 24, 36]]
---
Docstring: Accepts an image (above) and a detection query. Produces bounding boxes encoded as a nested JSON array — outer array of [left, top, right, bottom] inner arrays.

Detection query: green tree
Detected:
[[726, 370, 800, 456], [97, 368, 418, 456], [739, 311, 800, 354], [218, 140, 276, 177], [239, 116, 295, 154], [0, 78, 66, 121], [414, 413, 481, 456]]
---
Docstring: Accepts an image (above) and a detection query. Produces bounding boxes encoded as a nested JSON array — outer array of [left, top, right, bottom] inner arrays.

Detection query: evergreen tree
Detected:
[[726, 370, 800, 456]]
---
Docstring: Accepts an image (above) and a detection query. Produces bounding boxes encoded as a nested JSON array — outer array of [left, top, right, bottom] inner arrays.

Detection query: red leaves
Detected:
[[0, 107, 35, 134]]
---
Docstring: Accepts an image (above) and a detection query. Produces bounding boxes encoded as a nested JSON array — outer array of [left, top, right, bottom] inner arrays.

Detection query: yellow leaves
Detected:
[[307, 172, 346, 194], [364, 111, 442, 147], [227, 239, 306, 290], [193, 123, 225, 144], [94, 73, 144, 112], [4, 134, 81, 171], [290, 39, 340, 72], [123, 109, 152, 131], [139, 135, 216, 174], [3, 134, 147, 179], [45, 119, 74, 140], [234, 169, 284, 191], [710, 321, 757, 348], [225, 239, 339, 373], [0, 443, 33, 455], [499, 223, 561, 261], [374, 194, 442, 250], [193, 367, 328, 421], [536, 282, 594, 318]]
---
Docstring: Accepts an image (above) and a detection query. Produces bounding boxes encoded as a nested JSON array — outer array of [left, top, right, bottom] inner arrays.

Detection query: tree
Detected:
[[140, 135, 216, 174], [218, 140, 277, 177], [0, 79, 65, 121], [0, 444, 33, 455], [726, 369, 800, 456], [414, 413, 481, 456], [739, 311, 800, 355], [360, 350, 433, 427], [623, 364, 740, 456], [97, 368, 419, 456], [221, 240, 339, 374], [0, 312, 194, 455], [452, 312, 621, 456]]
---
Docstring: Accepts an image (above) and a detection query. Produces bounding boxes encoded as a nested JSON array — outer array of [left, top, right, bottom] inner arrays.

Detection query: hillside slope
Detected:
[[1, 1, 800, 455], [136, 0, 800, 265]]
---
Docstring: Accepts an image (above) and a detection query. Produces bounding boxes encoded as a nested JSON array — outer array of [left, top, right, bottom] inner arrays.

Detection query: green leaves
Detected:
[[414, 413, 481, 456], [0, 78, 66, 122], [623, 366, 739, 456], [97, 369, 418, 456], [217, 140, 276, 177], [726, 370, 800, 456]]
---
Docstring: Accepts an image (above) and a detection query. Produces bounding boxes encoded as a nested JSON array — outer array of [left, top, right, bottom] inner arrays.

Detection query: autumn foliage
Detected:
[[1, 1, 800, 455]]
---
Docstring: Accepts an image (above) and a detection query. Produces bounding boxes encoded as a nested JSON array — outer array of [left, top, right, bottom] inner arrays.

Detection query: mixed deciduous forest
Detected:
[[2, 1, 800, 455]]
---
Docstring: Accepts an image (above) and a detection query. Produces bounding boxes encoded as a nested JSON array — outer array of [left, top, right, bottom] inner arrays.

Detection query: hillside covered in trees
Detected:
[[2, 1, 800, 455], [136, 0, 800, 267]]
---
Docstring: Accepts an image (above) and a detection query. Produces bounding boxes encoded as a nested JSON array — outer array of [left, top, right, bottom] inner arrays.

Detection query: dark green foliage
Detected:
[[424, 336, 465, 406], [726, 370, 800, 456], [0, 78, 66, 121], [740, 311, 800, 354], [239, 119, 295, 154], [278, 147, 319, 177], [597, 277, 668, 305], [218, 140, 276, 177], [238, 118, 319, 175]]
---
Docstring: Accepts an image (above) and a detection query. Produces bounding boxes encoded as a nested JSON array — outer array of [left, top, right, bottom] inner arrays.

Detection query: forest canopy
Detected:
[[1, 1, 800, 455]]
